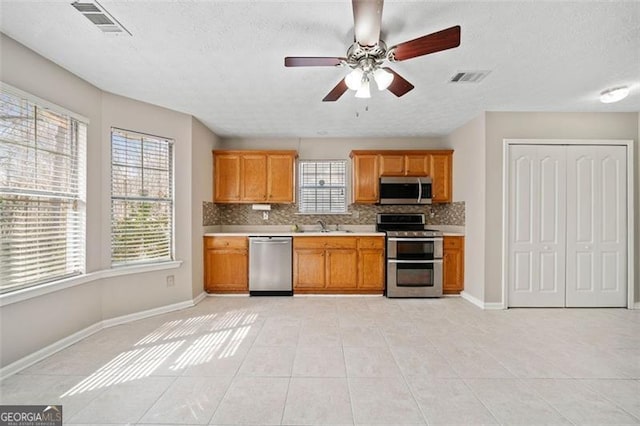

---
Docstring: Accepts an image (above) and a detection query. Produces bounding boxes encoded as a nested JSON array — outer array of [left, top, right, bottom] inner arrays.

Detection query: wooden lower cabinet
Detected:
[[204, 236, 248, 293], [293, 248, 325, 289], [443, 235, 464, 294], [294, 236, 384, 294]]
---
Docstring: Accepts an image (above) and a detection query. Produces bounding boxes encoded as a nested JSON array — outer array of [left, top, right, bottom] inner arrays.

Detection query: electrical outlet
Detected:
[[166, 275, 175, 287], [262, 211, 269, 220]]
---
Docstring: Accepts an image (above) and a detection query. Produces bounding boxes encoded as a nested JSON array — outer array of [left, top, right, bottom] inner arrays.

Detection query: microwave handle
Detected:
[[417, 177, 422, 204]]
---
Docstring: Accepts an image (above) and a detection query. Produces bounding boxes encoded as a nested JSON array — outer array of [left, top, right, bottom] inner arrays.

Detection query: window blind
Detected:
[[298, 160, 347, 213], [111, 129, 173, 266], [0, 88, 87, 294]]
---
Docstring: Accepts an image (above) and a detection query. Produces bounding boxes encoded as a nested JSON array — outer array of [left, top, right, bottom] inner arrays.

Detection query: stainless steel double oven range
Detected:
[[376, 213, 443, 298]]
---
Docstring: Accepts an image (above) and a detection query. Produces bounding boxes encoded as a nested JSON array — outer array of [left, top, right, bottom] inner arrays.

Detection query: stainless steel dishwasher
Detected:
[[248, 236, 293, 296]]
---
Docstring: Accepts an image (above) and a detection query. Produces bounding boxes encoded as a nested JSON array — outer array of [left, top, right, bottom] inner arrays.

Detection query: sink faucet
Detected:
[[317, 220, 327, 232]]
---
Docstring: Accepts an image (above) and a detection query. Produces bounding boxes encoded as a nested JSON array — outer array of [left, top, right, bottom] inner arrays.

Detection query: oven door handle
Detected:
[[387, 237, 443, 242], [387, 259, 443, 264]]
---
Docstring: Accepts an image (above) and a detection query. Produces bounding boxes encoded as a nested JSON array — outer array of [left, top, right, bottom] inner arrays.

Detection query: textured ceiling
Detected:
[[1, 0, 639, 138]]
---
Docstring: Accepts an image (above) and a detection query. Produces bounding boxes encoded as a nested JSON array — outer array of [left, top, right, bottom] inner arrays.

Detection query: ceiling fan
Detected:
[[284, 0, 461, 102]]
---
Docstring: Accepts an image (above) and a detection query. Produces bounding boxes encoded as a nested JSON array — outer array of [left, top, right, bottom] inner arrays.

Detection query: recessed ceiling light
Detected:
[[600, 86, 630, 103]]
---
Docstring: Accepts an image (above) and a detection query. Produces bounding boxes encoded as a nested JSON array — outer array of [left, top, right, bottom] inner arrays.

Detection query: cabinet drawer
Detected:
[[294, 236, 357, 250], [205, 236, 247, 250], [358, 237, 384, 249], [443, 236, 464, 249]]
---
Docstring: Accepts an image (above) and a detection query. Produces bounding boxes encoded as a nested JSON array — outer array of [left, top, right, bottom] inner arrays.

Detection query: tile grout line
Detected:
[[427, 334, 503, 426], [381, 326, 429, 426]]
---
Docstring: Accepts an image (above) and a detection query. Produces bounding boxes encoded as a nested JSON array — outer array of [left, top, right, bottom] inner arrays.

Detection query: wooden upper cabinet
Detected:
[[267, 153, 295, 202], [241, 153, 268, 201], [405, 154, 430, 176], [379, 154, 405, 176], [351, 153, 379, 203], [213, 153, 241, 202], [213, 150, 297, 203], [430, 153, 452, 203], [351, 150, 453, 203]]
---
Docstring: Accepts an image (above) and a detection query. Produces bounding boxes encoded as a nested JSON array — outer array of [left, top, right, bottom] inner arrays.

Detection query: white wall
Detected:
[[99, 92, 194, 319], [484, 112, 640, 304], [0, 34, 217, 367], [445, 114, 486, 302], [222, 137, 446, 159], [0, 33, 105, 367], [191, 117, 222, 299]]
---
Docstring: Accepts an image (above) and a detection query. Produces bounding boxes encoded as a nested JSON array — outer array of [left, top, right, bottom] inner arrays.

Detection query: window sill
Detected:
[[0, 260, 183, 307]]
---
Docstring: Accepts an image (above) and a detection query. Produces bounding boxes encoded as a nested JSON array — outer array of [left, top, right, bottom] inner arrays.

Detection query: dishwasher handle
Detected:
[[251, 239, 291, 245], [249, 236, 292, 242]]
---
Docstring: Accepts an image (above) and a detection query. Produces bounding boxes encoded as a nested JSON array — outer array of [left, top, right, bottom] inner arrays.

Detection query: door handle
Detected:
[[417, 177, 422, 204]]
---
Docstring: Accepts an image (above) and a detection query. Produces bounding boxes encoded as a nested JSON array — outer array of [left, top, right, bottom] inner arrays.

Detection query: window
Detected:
[[111, 129, 173, 266], [298, 160, 347, 213], [0, 85, 87, 294]]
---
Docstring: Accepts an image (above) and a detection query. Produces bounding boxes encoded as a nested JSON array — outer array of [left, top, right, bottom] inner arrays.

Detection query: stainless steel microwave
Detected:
[[379, 176, 432, 205]]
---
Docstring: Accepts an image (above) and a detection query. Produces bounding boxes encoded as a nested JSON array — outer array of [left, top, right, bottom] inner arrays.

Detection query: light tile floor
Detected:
[[1, 296, 639, 425]]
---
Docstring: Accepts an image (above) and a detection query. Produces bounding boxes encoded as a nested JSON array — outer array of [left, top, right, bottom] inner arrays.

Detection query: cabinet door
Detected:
[[443, 236, 464, 294], [379, 155, 405, 176], [358, 249, 384, 290], [326, 249, 358, 289], [214, 154, 241, 202], [241, 154, 268, 201], [294, 249, 326, 290], [205, 249, 248, 292], [352, 154, 379, 203], [267, 153, 294, 203], [405, 154, 429, 176], [430, 153, 452, 203]]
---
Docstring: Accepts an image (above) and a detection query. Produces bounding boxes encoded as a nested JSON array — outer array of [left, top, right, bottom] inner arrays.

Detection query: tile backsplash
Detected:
[[203, 201, 464, 227]]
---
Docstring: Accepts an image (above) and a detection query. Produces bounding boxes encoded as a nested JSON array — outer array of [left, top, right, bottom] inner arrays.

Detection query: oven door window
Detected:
[[396, 241, 435, 260], [396, 262, 435, 287]]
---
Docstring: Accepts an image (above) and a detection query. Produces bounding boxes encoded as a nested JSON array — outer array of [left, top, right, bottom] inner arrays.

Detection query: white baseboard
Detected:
[[102, 299, 195, 328], [460, 291, 484, 308], [484, 302, 506, 310], [1, 295, 201, 381], [0, 322, 103, 380], [460, 291, 505, 310], [193, 292, 207, 305]]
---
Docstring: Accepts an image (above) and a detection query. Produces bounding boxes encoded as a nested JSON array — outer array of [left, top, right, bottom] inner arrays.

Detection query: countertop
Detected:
[[204, 224, 464, 237]]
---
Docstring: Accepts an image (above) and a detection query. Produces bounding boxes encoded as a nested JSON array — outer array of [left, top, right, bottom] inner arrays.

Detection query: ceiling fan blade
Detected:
[[383, 67, 414, 97], [352, 0, 384, 46], [285, 57, 345, 67], [389, 25, 461, 62], [322, 79, 349, 102]]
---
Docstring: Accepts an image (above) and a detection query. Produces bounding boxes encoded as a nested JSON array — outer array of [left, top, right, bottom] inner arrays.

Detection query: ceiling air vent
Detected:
[[449, 71, 491, 83], [71, 1, 131, 36]]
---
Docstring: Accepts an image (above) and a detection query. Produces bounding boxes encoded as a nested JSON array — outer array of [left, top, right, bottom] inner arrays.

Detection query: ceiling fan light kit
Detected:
[[284, 0, 461, 102], [600, 86, 630, 103]]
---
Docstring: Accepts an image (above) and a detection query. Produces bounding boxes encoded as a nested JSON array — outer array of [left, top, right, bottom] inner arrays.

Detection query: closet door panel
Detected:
[[566, 145, 627, 307], [508, 145, 566, 307]]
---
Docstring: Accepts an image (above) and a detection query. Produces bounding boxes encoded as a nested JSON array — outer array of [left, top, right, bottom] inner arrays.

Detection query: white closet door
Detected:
[[508, 145, 567, 307], [565, 146, 627, 307]]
